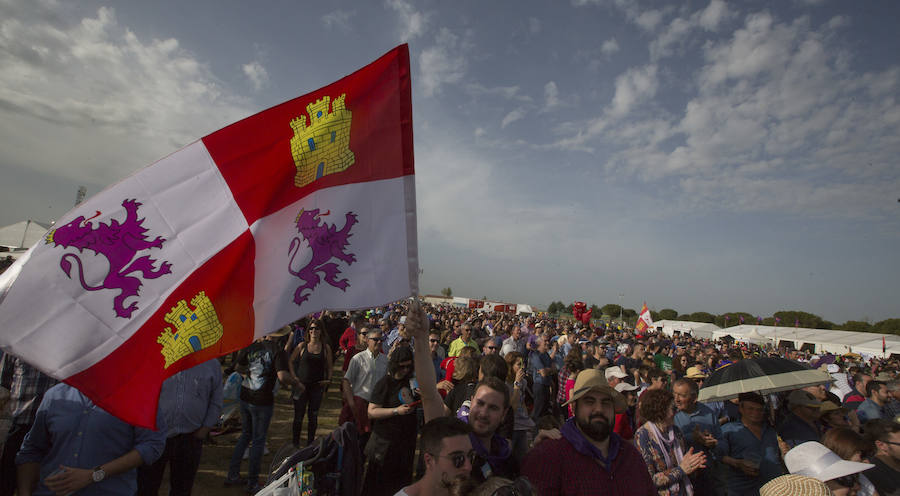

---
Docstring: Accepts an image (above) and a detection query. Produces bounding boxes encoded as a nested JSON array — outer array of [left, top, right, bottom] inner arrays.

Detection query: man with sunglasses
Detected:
[[395, 417, 473, 496], [340, 328, 388, 447]]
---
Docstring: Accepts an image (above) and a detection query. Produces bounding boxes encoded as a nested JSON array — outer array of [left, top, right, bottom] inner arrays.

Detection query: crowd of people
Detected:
[[1, 298, 899, 496]]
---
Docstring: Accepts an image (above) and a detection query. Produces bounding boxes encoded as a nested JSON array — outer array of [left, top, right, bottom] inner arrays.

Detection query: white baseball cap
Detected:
[[605, 367, 628, 380]]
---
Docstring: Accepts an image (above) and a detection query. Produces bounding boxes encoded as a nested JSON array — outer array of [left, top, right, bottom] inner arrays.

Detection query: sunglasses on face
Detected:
[[369, 337, 384, 342], [488, 346, 497, 350], [430, 450, 478, 468], [429, 339, 440, 343]]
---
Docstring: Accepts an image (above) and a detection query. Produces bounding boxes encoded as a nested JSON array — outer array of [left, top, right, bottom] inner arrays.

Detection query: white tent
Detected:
[[654, 320, 721, 340], [710, 324, 900, 356], [0, 219, 53, 250]]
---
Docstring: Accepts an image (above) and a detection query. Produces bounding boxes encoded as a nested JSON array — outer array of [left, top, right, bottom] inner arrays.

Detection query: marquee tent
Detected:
[[654, 320, 721, 339], [710, 325, 900, 357]]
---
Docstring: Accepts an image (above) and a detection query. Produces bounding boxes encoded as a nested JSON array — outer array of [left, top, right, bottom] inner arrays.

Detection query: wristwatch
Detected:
[[92, 466, 106, 483]]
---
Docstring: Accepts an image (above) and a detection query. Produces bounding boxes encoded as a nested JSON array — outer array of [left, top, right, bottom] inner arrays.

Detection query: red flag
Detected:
[[0, 45, 416, 427], [634, 302, 653, 334]]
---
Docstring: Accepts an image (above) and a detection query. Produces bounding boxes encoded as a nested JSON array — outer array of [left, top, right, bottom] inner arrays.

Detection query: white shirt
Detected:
[[343, 348, 387, 402]]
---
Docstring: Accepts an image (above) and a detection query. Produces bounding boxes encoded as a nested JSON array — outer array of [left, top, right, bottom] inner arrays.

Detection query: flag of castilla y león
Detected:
[[0, 45, 417, 428]]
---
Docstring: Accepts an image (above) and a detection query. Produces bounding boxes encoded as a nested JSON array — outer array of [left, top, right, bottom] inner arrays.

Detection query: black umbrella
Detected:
[[698, 357, 831, 402]]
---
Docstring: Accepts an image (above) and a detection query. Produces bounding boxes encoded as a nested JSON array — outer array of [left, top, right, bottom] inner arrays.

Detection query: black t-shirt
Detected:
[[444, 381, 478, 415], [584, 355, 600, 369], [370, 374, 417, 440], [238, 340, 289, 406], [866, 457, 900, 496]]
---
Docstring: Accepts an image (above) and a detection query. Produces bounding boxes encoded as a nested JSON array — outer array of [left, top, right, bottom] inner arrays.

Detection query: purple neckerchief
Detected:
[[561, 418, 620, 469], [469, 431, 512, 471]]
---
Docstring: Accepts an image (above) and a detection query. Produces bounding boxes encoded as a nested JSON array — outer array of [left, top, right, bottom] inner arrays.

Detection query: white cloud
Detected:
[[418, 28, 469, 97], [600, 37, 620, 56], [386, 0, 427, 41], [464, 83, 532, 102], [548, 9, 900, 221], [528, 17, 542, 34], [501, 107, 526, 128], [609, 64, 658, 117], [321, 9, 355, 32], [650, 0, 733, 60], [242, 61, 268, 91], [698, 0, 730, 31], [635, 9, 664, 32], [625, 12, 899, 218], [0, 5, 252, 184]]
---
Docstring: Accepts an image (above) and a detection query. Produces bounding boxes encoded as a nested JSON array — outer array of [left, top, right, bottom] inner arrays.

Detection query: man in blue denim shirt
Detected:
[[527, 336, 554, 420], [16, 383, 166, 496], [673, 378, 723, 495], [138, 359, 223, 495], [719, 392, 784, 495]]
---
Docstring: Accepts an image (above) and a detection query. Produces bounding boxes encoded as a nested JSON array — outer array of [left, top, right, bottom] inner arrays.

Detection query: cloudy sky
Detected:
[[1, 0, 898, 324]]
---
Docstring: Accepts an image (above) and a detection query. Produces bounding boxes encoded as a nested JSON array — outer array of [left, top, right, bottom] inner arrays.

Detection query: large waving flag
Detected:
[[634, 302, 653, 335], [0, 45, 417, 428]]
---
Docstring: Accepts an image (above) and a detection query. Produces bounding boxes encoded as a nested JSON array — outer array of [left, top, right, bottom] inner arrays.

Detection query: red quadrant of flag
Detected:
[[203, 45, 413, 226]]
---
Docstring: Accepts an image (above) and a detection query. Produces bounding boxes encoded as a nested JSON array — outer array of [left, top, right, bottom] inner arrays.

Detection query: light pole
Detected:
[[618, 293, 624, 323]]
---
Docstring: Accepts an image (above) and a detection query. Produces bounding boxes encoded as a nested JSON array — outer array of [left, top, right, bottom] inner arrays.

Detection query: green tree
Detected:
[[601, 304, 622, 319], [872, 319, 900, 335], [622, 308, 637, 320], [658, 308, 678, 320], [840, 320, 872, 332], [689, 312, 716, 323], [441, 287, 452, 298]]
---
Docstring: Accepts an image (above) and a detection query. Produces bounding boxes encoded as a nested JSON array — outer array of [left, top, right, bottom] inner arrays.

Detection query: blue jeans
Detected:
[[227, 400, 274, 484]]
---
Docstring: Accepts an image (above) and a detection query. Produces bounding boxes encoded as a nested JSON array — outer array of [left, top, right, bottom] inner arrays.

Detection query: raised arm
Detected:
[[408, 299, 445, 422]]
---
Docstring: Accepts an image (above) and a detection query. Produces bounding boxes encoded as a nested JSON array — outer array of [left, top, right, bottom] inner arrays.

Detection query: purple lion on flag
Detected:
[[44, 198, 172, 319], [288, 208, 357, 306]]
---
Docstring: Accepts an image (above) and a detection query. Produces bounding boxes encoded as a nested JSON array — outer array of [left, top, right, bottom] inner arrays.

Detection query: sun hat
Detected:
[[784, 441, 874, 482], [787, 390, 823, 408], [826, 364, 840, 373], [563, 369, 625, 411], [819, 401, 846, 414], [269, 324, 292, 337], [605, 367, 628, 380], [759, 474, 831, 496], [685, 366, 707, 379]]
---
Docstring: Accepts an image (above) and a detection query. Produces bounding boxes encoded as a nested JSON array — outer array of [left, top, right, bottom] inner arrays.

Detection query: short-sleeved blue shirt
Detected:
[[720, 421, 785, 495]]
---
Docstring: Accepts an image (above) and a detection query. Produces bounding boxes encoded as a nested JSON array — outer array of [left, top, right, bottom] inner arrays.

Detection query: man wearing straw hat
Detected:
[[521, 368, 655, 495]]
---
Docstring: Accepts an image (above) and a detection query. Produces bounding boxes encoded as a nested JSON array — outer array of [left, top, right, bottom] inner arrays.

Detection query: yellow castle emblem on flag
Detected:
[[290, 94, 355, 188], [157, 291, 223, 369]]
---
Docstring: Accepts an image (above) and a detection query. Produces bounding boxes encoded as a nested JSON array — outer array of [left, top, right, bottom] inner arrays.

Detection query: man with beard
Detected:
[[521, 369, 655, 495], [395, 417, 473, 496], [363, 347, 418, 496]]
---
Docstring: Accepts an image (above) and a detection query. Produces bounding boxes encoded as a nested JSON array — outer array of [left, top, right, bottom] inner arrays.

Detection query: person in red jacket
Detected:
[[522, 369, 655, 496]]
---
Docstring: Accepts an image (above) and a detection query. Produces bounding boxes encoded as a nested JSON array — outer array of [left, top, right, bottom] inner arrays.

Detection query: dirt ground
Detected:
[[161, 364, 346, 495]]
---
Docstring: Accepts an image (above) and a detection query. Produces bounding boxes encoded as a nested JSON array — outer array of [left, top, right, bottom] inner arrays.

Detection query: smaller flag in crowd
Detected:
[[634, 302, 653, 335]]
